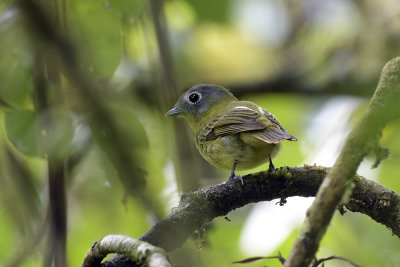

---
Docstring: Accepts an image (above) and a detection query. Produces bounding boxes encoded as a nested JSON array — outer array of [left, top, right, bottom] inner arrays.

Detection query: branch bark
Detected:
[[100, 166, 400, 266], [284, 57, 400, 267], [82, 235, 171, 267]]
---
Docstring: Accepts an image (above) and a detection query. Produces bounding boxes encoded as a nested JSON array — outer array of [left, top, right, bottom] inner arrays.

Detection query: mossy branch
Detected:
[[98, 166, 400, 266], [284, 57, 400, 267]]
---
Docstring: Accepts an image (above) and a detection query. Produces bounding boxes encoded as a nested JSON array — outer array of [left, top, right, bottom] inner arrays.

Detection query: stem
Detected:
[[284, 57, 400, 267]]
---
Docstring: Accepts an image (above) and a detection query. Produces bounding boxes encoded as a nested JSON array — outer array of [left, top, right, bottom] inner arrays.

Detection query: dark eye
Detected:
[[188, 93, 200, 103]]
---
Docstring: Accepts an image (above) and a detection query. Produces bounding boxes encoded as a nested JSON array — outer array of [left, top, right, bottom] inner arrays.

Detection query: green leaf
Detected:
[[90, 104, 149, 196], [186, 0, 230, 23], [0, 9, 33, 108], [5, 109, 73, 158], [66, 0, 123, 79], [0, 63, 33, 108], [106, 0, 148, 19], [5, 110, 41, 156]]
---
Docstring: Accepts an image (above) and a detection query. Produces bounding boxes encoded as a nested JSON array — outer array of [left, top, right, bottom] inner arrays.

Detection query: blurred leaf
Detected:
[[6, 110, 42, 156], [0, 112, 44, 265], [0, 149, 44, 267], [0, 62, 33, 108], [90, 104, 149, 196], [6, 148, 41, 219], [66, 0, 123, 79], [165, 0, 196, 31], [0, 8, 33, 108], [182, 24, 275, 85], [106, 0, 148, 19], [5, 109, 73, 157], [109, 105, 149, 152], [185, 0, 230, 23]]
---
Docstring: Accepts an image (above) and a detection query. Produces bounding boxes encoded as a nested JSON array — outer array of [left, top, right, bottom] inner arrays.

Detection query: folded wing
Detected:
[[253, 108, 297, 144], [197, 105, 297, 144]]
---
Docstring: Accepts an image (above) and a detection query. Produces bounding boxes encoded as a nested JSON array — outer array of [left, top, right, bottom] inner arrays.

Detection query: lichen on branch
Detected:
[[284, 57, 400, 267], [82, 235, 171, 267], [99, 166, 400, 267]]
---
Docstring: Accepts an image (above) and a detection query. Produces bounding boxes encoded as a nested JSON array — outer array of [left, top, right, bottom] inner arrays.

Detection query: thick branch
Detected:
[[82, 235, 171, 267], [102, 166, 400, 266], [284, 57, 400, 267]]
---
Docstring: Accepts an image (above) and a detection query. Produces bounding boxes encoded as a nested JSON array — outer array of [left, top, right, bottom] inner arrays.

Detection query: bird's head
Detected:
[[166, 84, 237, 127]]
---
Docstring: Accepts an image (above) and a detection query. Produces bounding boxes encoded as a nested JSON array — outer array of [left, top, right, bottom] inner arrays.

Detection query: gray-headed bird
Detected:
[[166, 84, 297, 182]]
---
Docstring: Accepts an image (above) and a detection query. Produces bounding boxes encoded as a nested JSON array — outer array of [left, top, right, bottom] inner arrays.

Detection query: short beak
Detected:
[[165, 107, 183, 117]]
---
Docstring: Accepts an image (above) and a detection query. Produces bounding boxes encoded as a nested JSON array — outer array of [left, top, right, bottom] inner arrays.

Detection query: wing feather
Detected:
[[251, 129, 296, 144], [197, 105, 297, 144]]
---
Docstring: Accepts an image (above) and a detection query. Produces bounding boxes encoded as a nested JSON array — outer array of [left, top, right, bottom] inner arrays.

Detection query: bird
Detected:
[[166, 84, 297, 183]]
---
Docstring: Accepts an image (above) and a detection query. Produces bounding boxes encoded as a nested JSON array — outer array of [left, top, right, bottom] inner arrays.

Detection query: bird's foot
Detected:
[[228, 174, 243, 185], [268, 164, 276, 173], [268, 156, 276, 173], [228, 161, 243, 185]]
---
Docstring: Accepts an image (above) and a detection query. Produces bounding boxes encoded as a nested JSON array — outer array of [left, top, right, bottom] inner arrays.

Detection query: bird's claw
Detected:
[[268, 165, 276, 173], [228, 175, 243, 185], [268, 156, 276, 173]]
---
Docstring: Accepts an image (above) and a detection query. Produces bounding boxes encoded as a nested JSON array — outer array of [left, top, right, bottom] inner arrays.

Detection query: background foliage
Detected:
[[0, 0, 400, 266]]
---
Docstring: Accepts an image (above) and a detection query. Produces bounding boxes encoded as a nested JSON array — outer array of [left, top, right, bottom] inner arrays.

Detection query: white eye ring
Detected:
[[188, 92, 201, 104]]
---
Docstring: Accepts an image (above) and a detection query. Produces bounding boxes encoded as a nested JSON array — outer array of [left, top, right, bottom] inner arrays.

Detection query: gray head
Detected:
[[165, 84, 237, 121]]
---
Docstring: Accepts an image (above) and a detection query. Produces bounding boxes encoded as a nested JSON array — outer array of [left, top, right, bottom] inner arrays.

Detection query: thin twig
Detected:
[[312, 255, 360, 267]]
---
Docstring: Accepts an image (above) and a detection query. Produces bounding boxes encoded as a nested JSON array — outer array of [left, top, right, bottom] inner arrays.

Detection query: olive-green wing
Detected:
[[251, 129, 296, 144], [197, 106, 264, 143], [197, 106, 296, 144], [251, 108, 297, 144]]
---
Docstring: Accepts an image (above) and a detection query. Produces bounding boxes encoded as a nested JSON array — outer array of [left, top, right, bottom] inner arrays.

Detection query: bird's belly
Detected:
[[197, 135, 280, 171]]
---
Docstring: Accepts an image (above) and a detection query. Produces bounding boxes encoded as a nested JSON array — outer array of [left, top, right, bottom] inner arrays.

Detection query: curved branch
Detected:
[[102, 166, 400, 266], [284, 57, 400, 267], [82, 235, 171, 267]]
